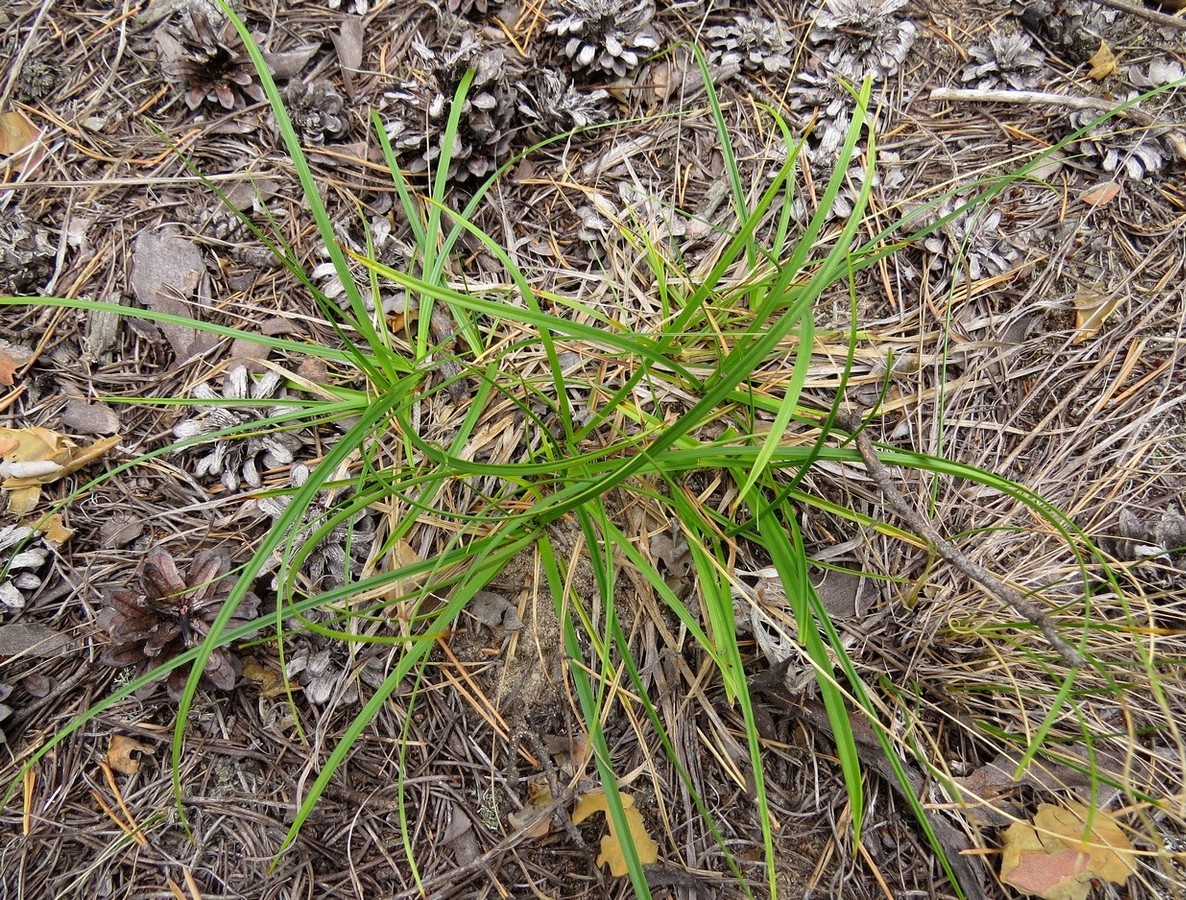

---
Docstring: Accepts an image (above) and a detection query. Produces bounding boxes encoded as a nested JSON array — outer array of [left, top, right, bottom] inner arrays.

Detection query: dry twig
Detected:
[[840, 417, 1086, 667], [1095, 0, 1186, 31], [929, 87, 1186, 161]]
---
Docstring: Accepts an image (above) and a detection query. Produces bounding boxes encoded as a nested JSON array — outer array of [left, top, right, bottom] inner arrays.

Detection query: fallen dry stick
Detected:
[[841, 418, 1085, 667], [1096, 0, 1186, 31], [929, 87, 1186, 162]]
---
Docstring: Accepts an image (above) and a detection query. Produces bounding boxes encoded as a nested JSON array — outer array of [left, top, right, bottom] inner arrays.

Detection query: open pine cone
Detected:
[[705, 14, 791, 74], [382, 33, 518, 180], [160, 8, 265, 111], [545, 0, 662, 78], [98, 546, 261, 700], [808, 0, 917, 82], [517, 69, 610, 140]]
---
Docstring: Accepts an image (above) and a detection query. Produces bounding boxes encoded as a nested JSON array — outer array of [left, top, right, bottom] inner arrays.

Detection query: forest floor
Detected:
[[2, 1, 1186, 898]]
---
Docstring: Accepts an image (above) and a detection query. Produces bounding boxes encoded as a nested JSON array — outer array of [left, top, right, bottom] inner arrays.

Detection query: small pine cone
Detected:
[[284, 79, 348, 142], [0, 210, 56, 294], [808, 0, 916, 82], [17, 58, 61, 103], [445, 0, 500, 15], [545, 0, 662, 78], [311, 215, 410, 313], [255, 462, 377, 592], [382, 33, 518, 180], [1070, 105, 1168, 180], [160, 8, 266, 110], [98, 546, 261, 700], [961, 32, 1044, 90], [705, 14, 791, 74], [921, 200, 1019, 286], [284, 637, 387, 705], [1109, 507, 1186, 598], [0, 525, 50, 612], [517, 69, 609, 139], [788, 71, 854, 162], [0, 682, 11, 744], [172, 365, 307, 493]]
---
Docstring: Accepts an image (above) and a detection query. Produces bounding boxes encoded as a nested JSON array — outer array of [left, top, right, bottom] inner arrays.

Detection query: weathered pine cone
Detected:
[[98, 546, 261, 700]]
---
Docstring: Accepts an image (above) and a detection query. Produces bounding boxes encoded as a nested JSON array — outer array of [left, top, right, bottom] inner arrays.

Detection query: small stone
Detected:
[[60, 399, 121, 435]]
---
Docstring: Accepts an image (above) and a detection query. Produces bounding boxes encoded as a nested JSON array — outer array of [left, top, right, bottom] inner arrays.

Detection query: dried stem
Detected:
[[929, 87, 1186, 161], [841, 418, 1086, 667], [1095, 0, 1186, 31]]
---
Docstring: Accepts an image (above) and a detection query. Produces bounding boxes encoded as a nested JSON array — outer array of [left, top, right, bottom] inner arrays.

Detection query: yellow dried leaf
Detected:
[[0, 109, 39, 156], [1072, 290, 1123, 344], [0, 426, 67, 466], [1001, 803, 1135, 899], [107, 734, 152, 776], [39, 513, 73, 544], [1037, 802, 1135, 885], [508, 777, 554, 839], [0, 428, 120, 514], [572, 789, 659, 876], [1088, 41, 1116, 81], [241, 659, 288, 699]]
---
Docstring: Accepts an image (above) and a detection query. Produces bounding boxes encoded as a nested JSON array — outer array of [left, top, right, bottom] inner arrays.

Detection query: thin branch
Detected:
[[929, 87, 1186, 161], [1096, 0, 1186, 30], [840, 418, 1085, 667]]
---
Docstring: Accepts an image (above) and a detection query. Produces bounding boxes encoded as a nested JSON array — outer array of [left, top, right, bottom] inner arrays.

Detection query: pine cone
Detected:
[[808, 0, 916, 82], [0, 210, 55, 295], [382, 33, 518, 180], [310, 215, 410, 313], [1070, 105, 1169, 180], [172, 365, 307, 493], [517, 69, 610, 139], [17, 58, 60, 103], [961, 32, 1044, 90], [0, 682, 11, 744], [98, 546, 261, 700], [328, 0, 368, 13], [284, 79, 348, 142], [0, 525, 50, 613], [445, 0, 500, 15], [921, 200, 1019, 286], [545, 0, 662, 78], [160, 8, 266, 110], [255, 462, 377, 592], [705, 14, 791, 74]]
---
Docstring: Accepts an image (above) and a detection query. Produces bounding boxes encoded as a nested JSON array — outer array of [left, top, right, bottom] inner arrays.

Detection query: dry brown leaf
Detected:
[[241, 659, 288, 699], [39, 513, 73, 544], [1081, 181, 1121, 207], [262, 43, 319, 79], [0, 348, 17, 387], [60, 399, 121, 436], [1088, 41, 1117, 81], [0, 427, 120, 515], [1072, 290, 1124, 344], [129, 226, 214, 359], [1001, 803, 1135, 899], [0, 623, 72, 657], [572, 789, 659, 876], [0, 110, 39, 156], [107, 734, 153, 776], [508, 777, 555, 839]]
